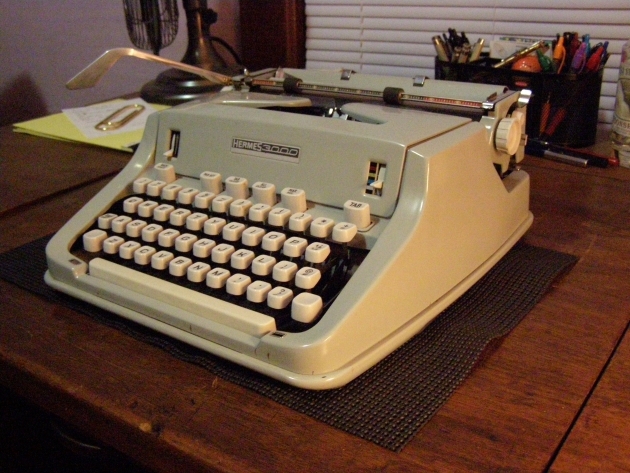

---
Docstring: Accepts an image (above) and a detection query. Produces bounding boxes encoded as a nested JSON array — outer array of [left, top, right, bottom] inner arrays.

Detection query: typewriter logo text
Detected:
[[231, 138, 300, 163]]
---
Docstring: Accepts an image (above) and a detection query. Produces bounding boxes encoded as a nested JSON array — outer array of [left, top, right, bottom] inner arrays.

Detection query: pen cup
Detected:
[[435, 56, 604, 147]]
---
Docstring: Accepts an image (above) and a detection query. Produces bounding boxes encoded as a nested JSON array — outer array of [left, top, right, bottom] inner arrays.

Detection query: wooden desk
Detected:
[[1, 127, 630, 472]]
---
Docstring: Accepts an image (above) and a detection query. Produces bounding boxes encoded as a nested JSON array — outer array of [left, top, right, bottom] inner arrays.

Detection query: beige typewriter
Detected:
[[46, 62, 533, 389]]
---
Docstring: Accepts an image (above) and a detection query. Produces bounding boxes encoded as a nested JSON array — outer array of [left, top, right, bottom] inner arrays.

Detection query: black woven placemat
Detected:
[[0, 236, 577, 451]]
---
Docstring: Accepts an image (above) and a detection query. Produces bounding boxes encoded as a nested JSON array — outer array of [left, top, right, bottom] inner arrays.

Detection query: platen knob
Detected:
[[495, 117, 521, 155]]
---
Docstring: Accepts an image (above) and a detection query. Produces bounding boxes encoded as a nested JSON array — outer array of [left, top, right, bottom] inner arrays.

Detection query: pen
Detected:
[[527, 140, 615, 168], [553, 145, 618, 167], [451, 45, 462, 63], [569, 42, 587, 73], [527, 145, 588, 167], [458, 43, 471, 63], [492, 40, 545, 69], [536, 48, 554, 72], [584, 44, 604, 72], [582, 34, 591, 57], [539, 94, 551, 134], [584, 41, 609, 72], [442, 33, 453, 58], [567, 32, 581, 65], [553, 36, 566, 73], [469, 38, 485, 61], [432, 35, 450, 61]]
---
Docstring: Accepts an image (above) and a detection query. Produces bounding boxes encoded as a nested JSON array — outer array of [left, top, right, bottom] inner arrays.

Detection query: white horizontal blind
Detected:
[[305, 0, 630, 129]]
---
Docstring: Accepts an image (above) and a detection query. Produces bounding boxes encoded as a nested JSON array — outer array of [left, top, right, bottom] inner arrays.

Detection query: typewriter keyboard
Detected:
[[75, 168, 370, 334]]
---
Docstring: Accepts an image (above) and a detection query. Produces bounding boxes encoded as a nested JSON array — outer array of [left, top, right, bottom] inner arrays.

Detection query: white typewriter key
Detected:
[[309, 217, 335, 238], [187, 262, 211, 283], [134, 245, 157, 265], [226, 273, 252, 296], [291, 293, 323, 323], [83, 229, 107, 252], [158, 228, 180, 247], [241, 226, 266, 247], [332, 222, 357, 243], [185, 212, 208, 231], [175, 233, 198, 252], [288, 212, 313, 232], [103, 236, 125, 254], [283, 237, 308, 258], [193, 238, 216, 258], [119, 241, 141, 259], [211, 195, 234, 214], [251, 182, 277, 206], [153, 204, 175, 221], [132, 177, 152, 194], [247, 281, 272, 303], [248, 203, 272, 222], [204, 217, 227, 236], [273, 261, 298, 283], [194, 191, 215, 209], [229, 199, 253, 218], [295, 267, 322, 289], [280, 187, 307, 213], [123, 196, 144, 213], [206, 267, 230, 289], [211, 243, 235, 264], [343, 199, 371, 230], [169, 208, 191, 226], [222, 222, 246, 241], [111, 215, 132, 233], [267, 207, 291, 227], [267, 286, 293, 310], [262, 231, 287, 252], [154, 163, 176, 183], [161, 183, 182, 201], [177, 187, 199, 205], [251, 255, 276, 276], [141, 224, 163, 242], [97, 213, 117, 230], [151, 251, 174, 270], [125, 219, 148, 238], [305, 242, 331, 264], [231, 249, 255, 270], [146, 180, 167, 197], [169, 257, 192, 277], [225, 176, 249, 199], [200, 171, 222, 194], [137, 200, 159, 218]]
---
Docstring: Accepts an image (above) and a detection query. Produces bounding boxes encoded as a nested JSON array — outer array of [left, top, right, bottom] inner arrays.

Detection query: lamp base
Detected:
[[140, 68, 224, 105]]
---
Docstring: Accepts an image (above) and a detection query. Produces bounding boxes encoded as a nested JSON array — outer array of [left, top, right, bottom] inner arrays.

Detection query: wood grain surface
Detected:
[[1, 127, 629, 472]]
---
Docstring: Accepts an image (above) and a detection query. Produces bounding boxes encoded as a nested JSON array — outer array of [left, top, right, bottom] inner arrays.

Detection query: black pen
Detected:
[[527, 139, 615, 168], [551, 144, 618, 167], [526, 145, 588, 167]]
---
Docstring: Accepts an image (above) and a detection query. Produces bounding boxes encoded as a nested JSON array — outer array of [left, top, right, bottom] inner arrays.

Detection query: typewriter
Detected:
[[45, 66, 533, 389]]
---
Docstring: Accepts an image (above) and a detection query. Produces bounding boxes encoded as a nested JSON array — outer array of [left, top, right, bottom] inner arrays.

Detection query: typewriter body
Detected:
[[45, 69, 533, 389]]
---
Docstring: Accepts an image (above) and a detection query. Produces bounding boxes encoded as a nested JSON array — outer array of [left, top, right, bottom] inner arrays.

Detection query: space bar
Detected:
[[88, 258, 277, 337]]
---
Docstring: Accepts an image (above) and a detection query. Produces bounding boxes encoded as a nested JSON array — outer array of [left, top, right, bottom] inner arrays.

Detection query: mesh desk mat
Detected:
[[0, 236, 577, 452]]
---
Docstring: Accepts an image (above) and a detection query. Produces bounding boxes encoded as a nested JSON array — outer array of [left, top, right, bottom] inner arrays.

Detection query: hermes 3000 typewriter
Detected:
[[46, 62, 533, 389]]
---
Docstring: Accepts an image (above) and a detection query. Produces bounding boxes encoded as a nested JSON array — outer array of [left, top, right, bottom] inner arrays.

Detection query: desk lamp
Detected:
[[123, 0, 241, 104]]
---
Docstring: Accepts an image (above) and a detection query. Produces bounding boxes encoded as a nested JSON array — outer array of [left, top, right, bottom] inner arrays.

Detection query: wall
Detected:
[[0, 0, 241, 126]]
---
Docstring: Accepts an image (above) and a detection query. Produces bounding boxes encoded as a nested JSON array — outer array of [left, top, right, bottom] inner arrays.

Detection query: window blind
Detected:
[[305, 0, 630, 130]]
